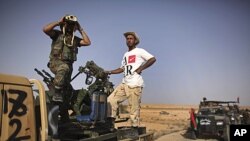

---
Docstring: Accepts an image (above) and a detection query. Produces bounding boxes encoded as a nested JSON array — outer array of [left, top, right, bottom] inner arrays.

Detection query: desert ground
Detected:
[[114, 104, 250, 141], [115, 104, 199, 140]]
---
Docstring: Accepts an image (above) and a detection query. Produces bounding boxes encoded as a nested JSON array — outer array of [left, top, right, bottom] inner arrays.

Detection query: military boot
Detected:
[[130, 118, 139, 129], [72, 90, 86, 115], [52, 88, 63, 102], [107, 117, 116, 132], [73, 103, 81, 115]]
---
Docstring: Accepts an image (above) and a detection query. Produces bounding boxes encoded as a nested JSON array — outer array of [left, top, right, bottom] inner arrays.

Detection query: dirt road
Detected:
[[155, 130, 219, 141]]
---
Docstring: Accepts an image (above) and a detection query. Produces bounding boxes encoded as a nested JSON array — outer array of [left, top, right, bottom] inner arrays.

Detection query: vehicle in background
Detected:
[[189, 97, 250, 141]]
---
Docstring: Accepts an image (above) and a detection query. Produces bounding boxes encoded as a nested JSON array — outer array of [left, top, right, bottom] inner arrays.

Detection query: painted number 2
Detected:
[[2, 89, 31, 141]]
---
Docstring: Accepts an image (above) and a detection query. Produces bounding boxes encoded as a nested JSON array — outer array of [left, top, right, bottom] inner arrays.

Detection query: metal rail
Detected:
[[29, 79, 49, 141]]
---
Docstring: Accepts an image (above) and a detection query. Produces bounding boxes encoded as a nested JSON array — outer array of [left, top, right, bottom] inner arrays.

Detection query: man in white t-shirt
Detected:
[[106, 32, 156, 129]]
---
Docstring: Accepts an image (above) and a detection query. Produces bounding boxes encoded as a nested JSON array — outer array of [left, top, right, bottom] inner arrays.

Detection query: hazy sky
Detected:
[[0, 0, 250, 105]]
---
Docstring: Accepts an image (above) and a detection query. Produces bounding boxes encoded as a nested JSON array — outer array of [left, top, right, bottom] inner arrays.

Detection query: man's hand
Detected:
[[135, 57, 156, 75], [76, 20, 91, 46], [104, 71, 112, 75], [135, 68, 142, 75], [58, 16, 65, 26], [104, 68, 123, 75], [76, 21, 83, 31], [43, 18, 63, 36]]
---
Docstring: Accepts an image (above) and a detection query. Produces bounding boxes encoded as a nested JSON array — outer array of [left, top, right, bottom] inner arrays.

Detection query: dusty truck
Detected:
[[0, 61, 153, 141], [189, 97, 250, 141]]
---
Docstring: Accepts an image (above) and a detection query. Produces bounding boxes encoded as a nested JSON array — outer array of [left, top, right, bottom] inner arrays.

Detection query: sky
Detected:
[[0, 0, 250, 105]]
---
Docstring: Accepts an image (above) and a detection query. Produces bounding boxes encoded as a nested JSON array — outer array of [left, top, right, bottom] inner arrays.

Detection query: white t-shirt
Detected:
[[121, 48, 154, 87]]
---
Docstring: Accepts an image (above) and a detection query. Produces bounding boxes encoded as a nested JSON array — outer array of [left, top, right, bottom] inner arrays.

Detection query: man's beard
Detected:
[[66, 27, 74, 33], [127, 42, 135, 48]]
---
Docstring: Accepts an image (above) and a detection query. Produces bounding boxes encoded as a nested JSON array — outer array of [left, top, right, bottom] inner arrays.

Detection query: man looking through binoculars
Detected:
[[43, 15, 91, 102]]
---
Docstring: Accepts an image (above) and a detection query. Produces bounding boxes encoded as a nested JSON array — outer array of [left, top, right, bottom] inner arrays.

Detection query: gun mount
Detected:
[[33, 60, 156, 141], [1, 72, 154, 141], [35, 60, 114, 98], [76, 60, 114, 96]]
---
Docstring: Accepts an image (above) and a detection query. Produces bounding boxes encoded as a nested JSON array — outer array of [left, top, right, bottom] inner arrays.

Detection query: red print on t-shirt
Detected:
[[128, 55, 136, 63]]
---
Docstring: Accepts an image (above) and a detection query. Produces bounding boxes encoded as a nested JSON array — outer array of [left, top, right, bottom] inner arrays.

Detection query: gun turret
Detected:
[[77, 61, 114, 95], [74, 61, 108, 83]]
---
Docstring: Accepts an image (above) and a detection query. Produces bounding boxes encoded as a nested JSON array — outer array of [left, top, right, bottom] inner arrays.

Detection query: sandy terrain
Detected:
[[115, 104, 199, 140], [115, 104, 250, 140]]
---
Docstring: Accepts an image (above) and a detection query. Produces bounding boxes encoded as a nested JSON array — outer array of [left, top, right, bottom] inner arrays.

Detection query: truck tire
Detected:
[[190, 130, 197, 140]]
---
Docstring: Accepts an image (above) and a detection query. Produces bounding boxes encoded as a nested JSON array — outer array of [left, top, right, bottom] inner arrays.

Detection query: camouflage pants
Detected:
[[48, 59, 73, 121], [48, 59, 73, 89], [107, 83, 142, 127]]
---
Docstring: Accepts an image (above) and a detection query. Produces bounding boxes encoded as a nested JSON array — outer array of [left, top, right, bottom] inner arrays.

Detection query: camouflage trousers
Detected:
[[48, 59, 73, 121], [107, 83, 142, 127], [48, 59, 73, 89]]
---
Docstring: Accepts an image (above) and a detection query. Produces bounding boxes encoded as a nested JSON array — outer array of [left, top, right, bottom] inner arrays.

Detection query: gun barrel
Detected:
[[42, 69, 53, 79], [34, 68, 45, 77], [34, 68, 40, 73], [34, 68, 54, 88]]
